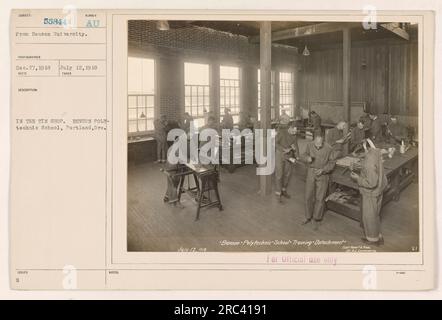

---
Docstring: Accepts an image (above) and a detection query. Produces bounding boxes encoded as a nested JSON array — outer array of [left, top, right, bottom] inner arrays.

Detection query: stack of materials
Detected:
[[326, 188, 360, 206], [336, 156, 361, 168]]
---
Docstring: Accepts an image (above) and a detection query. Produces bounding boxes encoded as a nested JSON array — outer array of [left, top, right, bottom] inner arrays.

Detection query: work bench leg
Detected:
[[392, 174, 401, 202], [412, 158, 418, 184]]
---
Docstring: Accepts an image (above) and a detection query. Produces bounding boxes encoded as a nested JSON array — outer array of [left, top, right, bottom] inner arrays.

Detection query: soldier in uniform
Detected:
[[274, 119, 299, 201], [301, 135, 336, 230], [351, 144, 388, 246]]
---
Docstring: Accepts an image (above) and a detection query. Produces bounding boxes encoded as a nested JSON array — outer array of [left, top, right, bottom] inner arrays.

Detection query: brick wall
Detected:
[[128, 20, 298, 123], [157, 57, 183, 122]]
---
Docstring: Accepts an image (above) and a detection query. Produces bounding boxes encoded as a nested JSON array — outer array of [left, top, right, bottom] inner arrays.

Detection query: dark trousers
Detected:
[[275, 150, 292, 193], [305, 168, 329, 221], [165, 174, 180, 203], [157, 139, 168, 161], [361, 193, 383, 241]]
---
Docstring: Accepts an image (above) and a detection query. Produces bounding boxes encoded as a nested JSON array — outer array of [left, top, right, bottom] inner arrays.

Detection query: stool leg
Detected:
[[177, 175, 185, 202], [193, 174, 200, 193], [196, 178, 205, 221], [213, 178, 223, 211]]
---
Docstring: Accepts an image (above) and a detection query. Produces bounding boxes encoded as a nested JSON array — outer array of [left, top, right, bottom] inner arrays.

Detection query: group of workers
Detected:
[[156, 108, 243, 208], [155, 108, 255, 164], [274, 110, 409, 246], [155, 106, 409, 246]]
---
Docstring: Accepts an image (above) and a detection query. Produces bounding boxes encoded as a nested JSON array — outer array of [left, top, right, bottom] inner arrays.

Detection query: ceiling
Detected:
[[182, 21, 417, 50], [188, 21, 318, 37]]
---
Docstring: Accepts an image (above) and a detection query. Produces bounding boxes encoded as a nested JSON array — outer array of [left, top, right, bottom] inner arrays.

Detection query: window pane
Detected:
[[146, 108, 154, 119], [128, 57, 142, 94], [184, 62, 209, 85], [128, 120, 137, 133], [128, 96, 137, 107], [146, 95, 154, 107], [279, 71, 293, 116], [128, 57, 154, 94], [127, 58, 156, 134], [138, 119, 146, 132], [138, 108, 147, 119], [220, 66, 239, 79], [137, 96, 145, 107], [141, 59, 155, 94], [128, 109, 137, 120], [146, 120, 154, 131]]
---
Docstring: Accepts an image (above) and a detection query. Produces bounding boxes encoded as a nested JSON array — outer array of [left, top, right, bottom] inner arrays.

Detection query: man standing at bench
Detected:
[[301, 135, 336, 230]]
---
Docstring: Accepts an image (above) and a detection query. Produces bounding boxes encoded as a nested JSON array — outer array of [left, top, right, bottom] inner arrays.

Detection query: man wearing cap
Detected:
[[301, 134, 336, 230], [274, 118, 299, 201]]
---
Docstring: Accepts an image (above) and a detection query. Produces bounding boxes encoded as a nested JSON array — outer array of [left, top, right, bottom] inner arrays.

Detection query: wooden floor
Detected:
[[127, 151, 419, 253]]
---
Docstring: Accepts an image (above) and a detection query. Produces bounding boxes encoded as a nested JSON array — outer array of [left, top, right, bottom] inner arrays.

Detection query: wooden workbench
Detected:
[[326, 146, 418, 221], [176, 163, 223, 221]]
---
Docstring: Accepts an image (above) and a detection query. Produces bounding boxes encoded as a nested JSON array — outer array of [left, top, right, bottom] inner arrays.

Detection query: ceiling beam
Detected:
[[250, 22, 360, 43], [380, 23, 410, 40]]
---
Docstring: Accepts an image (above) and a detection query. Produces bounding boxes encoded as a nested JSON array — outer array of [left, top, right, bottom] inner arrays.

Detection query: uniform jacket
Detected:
[[276, 128, 299, 155], [350, 127, 365, 147], [357, 148, 388, 197], [302, 142, 336, 174], [370, 117, 383, 141]]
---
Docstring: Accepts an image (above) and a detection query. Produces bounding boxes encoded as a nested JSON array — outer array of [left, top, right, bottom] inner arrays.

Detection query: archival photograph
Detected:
[[126, 20, 419, 253]]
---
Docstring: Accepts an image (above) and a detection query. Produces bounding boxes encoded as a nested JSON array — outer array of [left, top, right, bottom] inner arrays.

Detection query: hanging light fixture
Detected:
[[302, 45, 310, 56], [156, 20, 170, 31]]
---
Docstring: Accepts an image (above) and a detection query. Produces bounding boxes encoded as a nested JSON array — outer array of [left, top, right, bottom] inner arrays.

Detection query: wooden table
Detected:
[[177, 163, 223, 221], [326, 146, 418, 221]]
